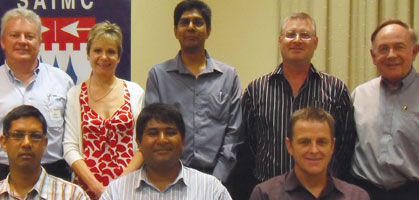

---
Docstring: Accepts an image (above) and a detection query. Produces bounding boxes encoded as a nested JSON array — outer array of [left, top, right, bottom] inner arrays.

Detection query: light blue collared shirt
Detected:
[[352, 67, 419, 189], [0, 61, 74, 164], [100, 161, 232, 200], [145, 51, 243, 182]]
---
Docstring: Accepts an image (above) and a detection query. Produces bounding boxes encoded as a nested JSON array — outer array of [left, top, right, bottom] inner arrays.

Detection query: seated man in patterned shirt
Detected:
[[0, 105, 88, 199], [250, 108, 369, 200], [101, 103, 231, 200]]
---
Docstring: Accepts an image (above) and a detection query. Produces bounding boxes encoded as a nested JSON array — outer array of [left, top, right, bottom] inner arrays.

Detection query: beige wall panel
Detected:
[[206, 0, 279, 87], [131, 1, 179, 88], [328, 0, 350, 84], [131, 0, 279, 89]]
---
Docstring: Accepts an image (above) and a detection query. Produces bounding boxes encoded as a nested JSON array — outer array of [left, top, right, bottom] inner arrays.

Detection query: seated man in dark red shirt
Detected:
[[250, 108, 369, 200]]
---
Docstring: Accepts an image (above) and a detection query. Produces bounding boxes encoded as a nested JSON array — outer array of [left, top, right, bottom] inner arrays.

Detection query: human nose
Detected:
[[387, 48, 397, 58], [17, 34, 27, 43], [309, 143, 319, 153], [21, 135, 32, 147], [156, 132, 169, 143]]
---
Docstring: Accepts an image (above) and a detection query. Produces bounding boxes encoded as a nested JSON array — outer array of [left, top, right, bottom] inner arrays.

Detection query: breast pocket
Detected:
[[206, 90, 230, 121]]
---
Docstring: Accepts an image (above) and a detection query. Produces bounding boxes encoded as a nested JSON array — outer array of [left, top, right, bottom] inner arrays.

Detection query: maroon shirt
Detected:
[[250, 170, 370, 200]]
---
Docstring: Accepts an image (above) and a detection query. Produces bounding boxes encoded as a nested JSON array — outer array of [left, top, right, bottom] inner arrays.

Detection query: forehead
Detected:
[[5, 17, 38, 32], [283, 18, 314, 32], [180, 9, 204, 19], [9, 117, 43, 131], [91, 38, 118, 48], [374, 24, 412, 46], [292, 120, 332, 139], [145, 119, 178, 129]]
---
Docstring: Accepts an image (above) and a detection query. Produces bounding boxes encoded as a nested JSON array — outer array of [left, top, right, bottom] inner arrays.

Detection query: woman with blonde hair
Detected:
[[64, 21, 144, 199]]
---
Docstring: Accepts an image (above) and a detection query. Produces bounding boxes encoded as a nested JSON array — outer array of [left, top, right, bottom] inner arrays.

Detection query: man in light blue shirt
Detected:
[[351, 19, 419, 200], [101, 103, 232, 200], [0, 8, 74, 180], [145, 0, 242, 183]]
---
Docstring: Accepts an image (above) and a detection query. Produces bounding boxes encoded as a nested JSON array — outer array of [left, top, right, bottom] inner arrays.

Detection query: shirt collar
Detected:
[[0, 167, 47, 199], [268, 63, 322, 81], [5, 60, 41, 82], [165, 51, 223, 75], [284, 170, 343, 197], [137, 160, 187, 192], [380, 67, 416, 92]]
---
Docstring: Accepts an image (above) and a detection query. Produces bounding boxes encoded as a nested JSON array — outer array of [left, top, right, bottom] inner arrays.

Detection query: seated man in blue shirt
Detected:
[[144, 0, 242, 183], [250, 108, 369, 200], [101, 103, 231, 200], [0, 105, 88, 199]]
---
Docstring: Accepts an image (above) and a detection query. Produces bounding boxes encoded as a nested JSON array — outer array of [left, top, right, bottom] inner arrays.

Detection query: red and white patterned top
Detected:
[[74, 81, 134, 199]]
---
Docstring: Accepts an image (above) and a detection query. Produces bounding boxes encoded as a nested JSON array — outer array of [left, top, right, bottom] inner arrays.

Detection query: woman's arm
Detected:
[[120, 150, 143, 176], [71, 160, 106, 197]]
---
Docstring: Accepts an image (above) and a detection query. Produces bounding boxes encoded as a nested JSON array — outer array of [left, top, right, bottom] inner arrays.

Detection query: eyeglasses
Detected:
[[178, 18, 205, 27], [6, 131, 45, 142], [283, 31, 313, 41]]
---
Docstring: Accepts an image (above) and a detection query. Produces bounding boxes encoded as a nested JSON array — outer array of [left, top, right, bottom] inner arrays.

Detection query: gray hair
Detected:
[[281, 12, 316, 36], [1, 8, 41, 38]]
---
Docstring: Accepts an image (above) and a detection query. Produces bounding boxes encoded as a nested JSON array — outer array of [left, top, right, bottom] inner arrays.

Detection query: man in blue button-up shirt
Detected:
[[144, 0, 242, 183], [0, 8, 74, 180]]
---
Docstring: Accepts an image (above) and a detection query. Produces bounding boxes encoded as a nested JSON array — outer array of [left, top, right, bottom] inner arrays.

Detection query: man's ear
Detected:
[[0, 135, 8, 153], [285, 137, 293, 156], [136, 139, 142, 153]]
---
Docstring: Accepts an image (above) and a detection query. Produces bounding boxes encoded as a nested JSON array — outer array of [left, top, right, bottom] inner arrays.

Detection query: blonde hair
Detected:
[[87, 21, 123, 57]]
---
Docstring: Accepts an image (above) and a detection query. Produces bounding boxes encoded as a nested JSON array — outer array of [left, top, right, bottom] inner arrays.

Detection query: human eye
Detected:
[[317, 139, 329, 146], [378, 46, 389, 54], [300, 32, 312, 40], [298, 138, 310, 145], [30, 132, 44, 140], [26, 34, 35, 40], [394, 44, 406, 51], [178, 19, 190, 27], [146, 129, 159, 137], [193, 18, 205, 27], [107, 49, 117, 55], [9, 33, 19, 39], [93, 48, 102, 54], [10, 131, 25, 139], [285, 31, 297, 39], [166, 128, 179, 136]]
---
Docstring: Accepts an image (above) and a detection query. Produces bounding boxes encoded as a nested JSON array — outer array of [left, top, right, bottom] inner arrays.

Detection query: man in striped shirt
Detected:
[[0, 105, 88, 200], [237, 12, 356, 199], [100, 103, 231, 200]]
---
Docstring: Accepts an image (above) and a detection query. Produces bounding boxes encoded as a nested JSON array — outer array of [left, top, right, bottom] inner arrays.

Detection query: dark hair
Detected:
[[371, 19, 417, 45], [136, 103, 185, 141], [174, 0, 211, 28], [3, 105, 47, 136], [288, 107, 335, 140]]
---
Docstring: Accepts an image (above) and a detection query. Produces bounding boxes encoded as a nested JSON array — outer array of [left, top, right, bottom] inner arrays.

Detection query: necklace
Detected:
[[88, 79, 116, 102]]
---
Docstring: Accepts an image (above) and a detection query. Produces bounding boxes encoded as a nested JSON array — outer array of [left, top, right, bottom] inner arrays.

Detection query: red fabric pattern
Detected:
[[74, 81, 134, 199]]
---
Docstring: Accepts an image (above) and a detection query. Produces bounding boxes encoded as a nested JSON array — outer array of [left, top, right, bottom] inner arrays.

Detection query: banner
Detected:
[[0, 0, 132, 84]]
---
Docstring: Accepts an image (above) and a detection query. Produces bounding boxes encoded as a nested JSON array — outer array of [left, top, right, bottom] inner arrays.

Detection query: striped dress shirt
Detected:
[[100, 162, 232, 200], [242, 64, 356, 182], [0, 168, 89, 200]]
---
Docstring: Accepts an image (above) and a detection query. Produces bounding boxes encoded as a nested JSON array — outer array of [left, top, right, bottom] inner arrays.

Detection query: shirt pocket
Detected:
[[206, 90, 230, 121], [395, 110, 419, 151], [46, 91, 66, 128]]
